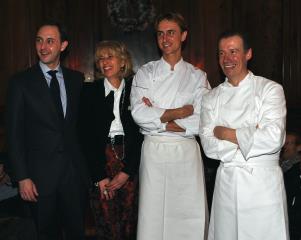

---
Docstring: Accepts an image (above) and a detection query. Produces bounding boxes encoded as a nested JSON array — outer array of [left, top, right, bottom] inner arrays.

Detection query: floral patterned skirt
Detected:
[[90, 144, 138, 240]]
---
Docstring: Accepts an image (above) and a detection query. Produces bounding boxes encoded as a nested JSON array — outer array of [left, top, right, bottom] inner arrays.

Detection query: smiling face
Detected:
[[35, 25, 68, 69], [156, 20, 187, 59], [97, 49, 125, 82], [218, 35, 252, 85]]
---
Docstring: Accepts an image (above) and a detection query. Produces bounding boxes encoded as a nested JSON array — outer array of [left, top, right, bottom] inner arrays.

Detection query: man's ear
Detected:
[[246, 48, 252, 61], [60, 41, 69, 52], [181, 31, 187, 42]]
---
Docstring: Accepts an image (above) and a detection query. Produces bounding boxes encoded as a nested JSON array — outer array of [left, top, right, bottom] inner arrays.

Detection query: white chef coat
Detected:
[[131, 57, 210, 137], [200, 72, 289, 240], [131, 58, 210, 240]]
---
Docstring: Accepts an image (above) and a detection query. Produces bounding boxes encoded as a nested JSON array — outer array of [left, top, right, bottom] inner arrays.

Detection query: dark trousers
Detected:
[[30, 162, 87, 240]]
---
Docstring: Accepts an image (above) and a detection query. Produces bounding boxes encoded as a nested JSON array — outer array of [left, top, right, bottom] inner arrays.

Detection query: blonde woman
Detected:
[[79, 41, 142, 240]]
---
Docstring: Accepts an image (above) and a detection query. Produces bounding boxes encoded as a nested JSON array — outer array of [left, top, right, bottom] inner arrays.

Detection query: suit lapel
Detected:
[[120, 79, 131, 120], [62, 67, 73, 123]]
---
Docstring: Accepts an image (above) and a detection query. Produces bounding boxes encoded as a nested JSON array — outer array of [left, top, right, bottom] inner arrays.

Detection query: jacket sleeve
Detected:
[[199, 90, 239, 162], [122, 125, 143, 178], [6, 75, 28, 182], [236, 82, 286, 160], [78, 82, 109, 183], [120, 78, 143, 178], [175, 71, 211, 136], [130, 68, 167, 133]]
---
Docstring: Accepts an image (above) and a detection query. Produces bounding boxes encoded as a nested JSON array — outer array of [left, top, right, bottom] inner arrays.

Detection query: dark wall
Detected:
[[1, 0, 300, 129]]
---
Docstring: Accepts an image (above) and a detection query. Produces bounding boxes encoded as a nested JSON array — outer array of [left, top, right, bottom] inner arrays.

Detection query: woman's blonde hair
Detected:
[[95, 40, 133, 79]]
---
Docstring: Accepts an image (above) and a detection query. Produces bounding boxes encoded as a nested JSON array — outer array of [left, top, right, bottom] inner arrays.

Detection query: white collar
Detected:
[[104, 78, 125, 96]]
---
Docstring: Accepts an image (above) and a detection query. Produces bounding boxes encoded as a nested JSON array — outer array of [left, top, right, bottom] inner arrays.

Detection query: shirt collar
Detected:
[[39, 61, 62, 78], [104, 78, 125, 96], [159, 57, 185, 72], [224, 71, 252, 88]]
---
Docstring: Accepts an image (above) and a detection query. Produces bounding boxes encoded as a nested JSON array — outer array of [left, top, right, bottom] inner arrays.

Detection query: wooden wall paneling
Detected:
[[63, 0, 95, 80], [182, 0, 204, 68], [283, 0, 301, 109], [202, 0, 233, 87], [239, 0, 283, 84], [27, 0, 44, 67], [95, 0, 115, 41], [1, 0, 33, 106], [0, 0, 8, 107]]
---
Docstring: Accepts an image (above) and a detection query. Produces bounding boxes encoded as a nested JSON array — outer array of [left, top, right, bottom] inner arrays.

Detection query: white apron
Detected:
[[207, 75, 289, 240], [209, 156, 289, 240], [137, 136, 208, 240]]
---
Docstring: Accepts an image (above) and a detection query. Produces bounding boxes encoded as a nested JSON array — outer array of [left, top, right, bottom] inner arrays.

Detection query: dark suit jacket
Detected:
[[78, 77, 143, 183], [6, 64, 89, 196]]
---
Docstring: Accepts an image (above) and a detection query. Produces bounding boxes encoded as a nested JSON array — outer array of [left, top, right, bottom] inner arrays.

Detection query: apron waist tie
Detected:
[[221, 160, 279, 174]]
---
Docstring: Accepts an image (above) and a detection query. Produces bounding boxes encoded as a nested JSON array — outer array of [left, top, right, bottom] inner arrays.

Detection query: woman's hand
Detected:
[[98, 178, 115, 200], [106, 172, 129, 191]]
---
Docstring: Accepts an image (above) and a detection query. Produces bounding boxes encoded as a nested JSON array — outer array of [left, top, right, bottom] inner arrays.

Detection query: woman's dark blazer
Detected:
[[78, 77, 143, 183]]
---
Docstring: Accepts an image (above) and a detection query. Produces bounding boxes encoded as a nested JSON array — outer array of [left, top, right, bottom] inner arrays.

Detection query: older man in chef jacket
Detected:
[[199, 30, 289, 240]]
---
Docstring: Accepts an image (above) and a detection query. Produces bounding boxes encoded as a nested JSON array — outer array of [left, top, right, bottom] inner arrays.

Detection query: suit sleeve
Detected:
[[78, 84, 106, 183], [78, 82, 115, 183], [6, 75, 28, 182]]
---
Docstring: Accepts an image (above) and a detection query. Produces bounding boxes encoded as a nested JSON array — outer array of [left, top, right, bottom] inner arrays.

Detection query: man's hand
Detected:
[[98, 178, 115, 201], [161, 105, 194, 123], [19, 178, 39, 202], [106, 172, 129, 191], [214, 126, 238, 144], [166, 121, 185, 132], [142, 97, 152, 107]]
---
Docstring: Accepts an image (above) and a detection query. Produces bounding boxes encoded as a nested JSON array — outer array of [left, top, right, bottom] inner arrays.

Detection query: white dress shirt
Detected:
[[104, 78, 125, 137]]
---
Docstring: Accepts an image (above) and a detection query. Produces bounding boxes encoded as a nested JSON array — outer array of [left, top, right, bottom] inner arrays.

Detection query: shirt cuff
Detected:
[[236, 126, 257, 159], [158, 122, 167, 132]]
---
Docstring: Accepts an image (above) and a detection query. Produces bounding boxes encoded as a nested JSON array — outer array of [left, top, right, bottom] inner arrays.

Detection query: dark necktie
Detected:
[[48, 70, 64, 119]]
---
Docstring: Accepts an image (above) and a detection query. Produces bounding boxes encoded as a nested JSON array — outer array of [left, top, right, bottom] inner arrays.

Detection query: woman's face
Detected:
[[97, 49, 124, 81]]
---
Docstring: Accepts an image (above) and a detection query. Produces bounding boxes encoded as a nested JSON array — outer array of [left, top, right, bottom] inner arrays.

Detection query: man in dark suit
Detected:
[[6, 21, 88, 240]]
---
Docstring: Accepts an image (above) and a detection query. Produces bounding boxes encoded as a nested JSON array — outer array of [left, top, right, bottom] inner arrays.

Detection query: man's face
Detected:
[[218, 35, 251, 82], [35, 25, 68, 69], [156, 20, 187, 57], [282, 134, 299, 160]]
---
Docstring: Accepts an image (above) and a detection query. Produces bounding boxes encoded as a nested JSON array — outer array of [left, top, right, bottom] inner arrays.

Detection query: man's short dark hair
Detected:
[[37, 21, 69, 43], [218, 30, 251, 52], [154, 12, 188, 33]]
